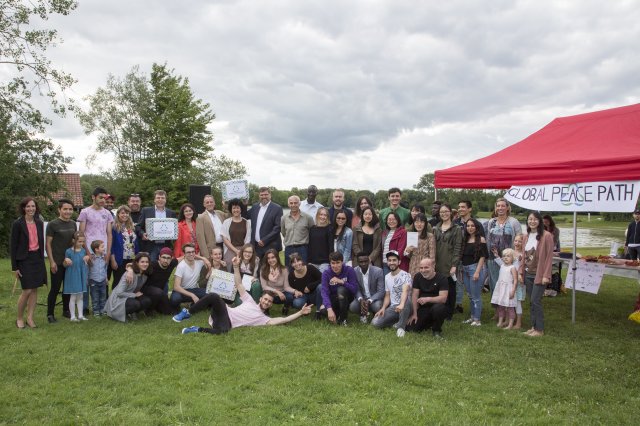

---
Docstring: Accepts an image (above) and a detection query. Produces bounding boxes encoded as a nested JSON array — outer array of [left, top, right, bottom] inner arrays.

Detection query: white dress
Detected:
[[491, 264, 517, 307]]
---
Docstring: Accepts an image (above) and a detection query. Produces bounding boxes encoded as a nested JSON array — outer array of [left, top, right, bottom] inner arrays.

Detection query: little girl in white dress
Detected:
[[490, 248, 518, 329]]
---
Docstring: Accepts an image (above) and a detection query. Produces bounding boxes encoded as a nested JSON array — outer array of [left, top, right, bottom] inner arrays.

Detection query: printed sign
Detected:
[[221, 179, 249, 201], [146, 218, 178, 241], [504, 181, 640, 212], [206, 269, 238, 301], [565, 260, 605, 294]]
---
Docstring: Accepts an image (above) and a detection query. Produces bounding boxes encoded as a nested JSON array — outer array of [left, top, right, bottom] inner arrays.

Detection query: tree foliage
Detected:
[[1, 0, 77, 129], [0, 110, 71, 255], [78, 63, 247, 208]]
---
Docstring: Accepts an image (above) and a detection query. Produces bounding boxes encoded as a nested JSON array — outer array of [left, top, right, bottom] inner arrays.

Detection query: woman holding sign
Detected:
[[520, 211, 554, 337], [221, 198, 251, 268]]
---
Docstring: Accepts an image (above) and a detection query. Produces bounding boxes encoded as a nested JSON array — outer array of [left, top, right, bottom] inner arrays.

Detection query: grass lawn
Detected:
[[1, 258, 639, 424]]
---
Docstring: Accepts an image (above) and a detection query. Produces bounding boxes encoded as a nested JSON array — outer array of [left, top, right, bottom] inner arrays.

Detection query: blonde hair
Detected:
[[501, 248, 515, 260]]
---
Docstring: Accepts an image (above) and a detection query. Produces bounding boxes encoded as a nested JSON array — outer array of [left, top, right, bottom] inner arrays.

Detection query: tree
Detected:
[[0, 110, 71, 255], [1, 0, 76, 255], [1, 0, 77, 129], [78, 63, 247, 207]]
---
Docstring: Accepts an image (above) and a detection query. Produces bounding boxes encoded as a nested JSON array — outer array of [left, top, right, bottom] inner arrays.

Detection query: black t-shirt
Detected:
[[288, 264, 322, 293], [412, 272, 449, 298], [145, 258, 179, 289], [46, 218, 77, 265]]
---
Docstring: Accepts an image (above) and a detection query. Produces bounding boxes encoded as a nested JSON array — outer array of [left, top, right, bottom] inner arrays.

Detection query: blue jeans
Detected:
[[89, 279, 107, 314], [291, 287, 322, 309], [284, 245, 308, 267], [462, 263, 487, 321], [170, 287, 207, 309], [455, 271, 465, 305]]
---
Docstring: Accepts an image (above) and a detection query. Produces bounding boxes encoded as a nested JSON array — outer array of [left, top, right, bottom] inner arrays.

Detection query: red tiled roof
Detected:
[[49, 173, 84, 207]]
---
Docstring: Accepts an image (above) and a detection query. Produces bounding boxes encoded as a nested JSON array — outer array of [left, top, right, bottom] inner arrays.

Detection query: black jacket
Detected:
[[10, 217, 45, 270]]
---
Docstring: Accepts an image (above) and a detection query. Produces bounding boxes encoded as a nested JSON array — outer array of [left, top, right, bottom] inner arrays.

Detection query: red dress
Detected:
[[174, 220, 199, 258]]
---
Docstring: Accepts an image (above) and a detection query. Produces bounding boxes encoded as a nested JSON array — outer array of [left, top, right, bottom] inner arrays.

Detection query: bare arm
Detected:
[[232, 257, 247, 298], [266, 304, 312, 325]]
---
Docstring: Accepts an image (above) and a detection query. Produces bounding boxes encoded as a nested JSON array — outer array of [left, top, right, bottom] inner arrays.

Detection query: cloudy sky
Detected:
[[37, 0, 640, 191]]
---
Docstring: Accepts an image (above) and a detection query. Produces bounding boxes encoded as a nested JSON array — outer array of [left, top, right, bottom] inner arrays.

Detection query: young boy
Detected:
[[89, 240, 108, 316]]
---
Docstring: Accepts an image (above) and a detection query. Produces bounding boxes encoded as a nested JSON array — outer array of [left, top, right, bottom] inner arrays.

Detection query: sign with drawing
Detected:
[[220, 179, 249, 201], [206, 269, 238, 301], [565, 261, 605, 294]]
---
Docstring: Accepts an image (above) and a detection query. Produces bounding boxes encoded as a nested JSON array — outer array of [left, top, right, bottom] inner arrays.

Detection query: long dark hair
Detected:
[[132, 252, 153, 275], [543, 214, 556, 232], [260, 248, 284, 281], [413, 213, 430, 239], [354, 196, 373, 219], [463, 218, 485, 261], [333, 209, 348, 241], [178, 203, 196, 221], [408, 204, 426, 226], [527, 211, 545, 241], [240, 243, 257, 274], [18, 196, 40, 218], [361, 207, 379, 228]]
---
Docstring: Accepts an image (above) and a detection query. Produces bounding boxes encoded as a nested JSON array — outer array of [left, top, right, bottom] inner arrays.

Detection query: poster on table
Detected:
[[564, 261, 605, 294], [220, 179, 249, 201], [504, 181, 640, 212], [207, 269, 238, 301], [146, 218, 178, 241]]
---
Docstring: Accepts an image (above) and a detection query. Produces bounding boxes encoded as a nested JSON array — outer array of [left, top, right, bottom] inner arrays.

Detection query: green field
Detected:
[[1, 258, 639, 424]]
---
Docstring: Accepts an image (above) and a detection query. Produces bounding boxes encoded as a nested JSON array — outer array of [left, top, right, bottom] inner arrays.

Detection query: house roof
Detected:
[[50, 173, 84, 207]]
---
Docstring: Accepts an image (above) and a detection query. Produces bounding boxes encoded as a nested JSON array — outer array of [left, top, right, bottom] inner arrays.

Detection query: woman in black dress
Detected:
[[11, 197, 47, 329]]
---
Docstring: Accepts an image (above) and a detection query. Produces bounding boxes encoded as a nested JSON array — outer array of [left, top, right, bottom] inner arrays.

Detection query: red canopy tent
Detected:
[[434, 103, 640, 189]]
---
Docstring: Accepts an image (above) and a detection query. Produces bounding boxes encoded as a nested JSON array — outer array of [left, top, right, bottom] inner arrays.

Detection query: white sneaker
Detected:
[[471, 321, 481, 326], [360, 315, 368, 324], [70, 317, 79, 322], [462, 318, 474, 324], [396, 328, 406, 338], [78, 317, 89, 321]]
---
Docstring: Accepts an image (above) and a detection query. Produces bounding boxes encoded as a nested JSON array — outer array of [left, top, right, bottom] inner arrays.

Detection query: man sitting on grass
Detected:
[[174, 256, 312, 334]]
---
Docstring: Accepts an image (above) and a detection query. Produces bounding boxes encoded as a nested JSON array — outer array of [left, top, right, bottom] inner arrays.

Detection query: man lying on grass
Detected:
[[174, 256, 313, 334]]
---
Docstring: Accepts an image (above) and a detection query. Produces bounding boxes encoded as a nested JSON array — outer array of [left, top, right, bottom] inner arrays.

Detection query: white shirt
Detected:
[[385, 270, 412, 307], [175, 260, 204, 290], [254, 202, 270, 242], [208, 210, 223, 243], [300, 200, 323, 223], [361, 267, 371, 299]]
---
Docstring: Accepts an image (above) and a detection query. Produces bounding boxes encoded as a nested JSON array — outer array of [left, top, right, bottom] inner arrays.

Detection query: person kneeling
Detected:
[[371, 251, 413, 337], [406, 258, 449, 339], [175, 256, 312, 334]]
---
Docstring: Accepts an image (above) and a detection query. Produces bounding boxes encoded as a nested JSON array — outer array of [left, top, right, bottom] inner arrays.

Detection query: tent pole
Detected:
[[572, 211, 577, 323]]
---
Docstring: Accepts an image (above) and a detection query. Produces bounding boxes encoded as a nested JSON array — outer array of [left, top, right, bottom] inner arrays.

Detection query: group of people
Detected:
[[10, 185, 559, 338]]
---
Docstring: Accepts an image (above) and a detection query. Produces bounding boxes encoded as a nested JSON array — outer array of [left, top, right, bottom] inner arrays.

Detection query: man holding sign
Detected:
[[175, 256, 312, 334]]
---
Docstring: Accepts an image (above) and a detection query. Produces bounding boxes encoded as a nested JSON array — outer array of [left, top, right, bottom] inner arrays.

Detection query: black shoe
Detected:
[[47, 315, 57, 324], [455, 304, 464, 314], [282, 305, 289, 316], [62, 311, 71, 319], [127, 313, 138, 321]]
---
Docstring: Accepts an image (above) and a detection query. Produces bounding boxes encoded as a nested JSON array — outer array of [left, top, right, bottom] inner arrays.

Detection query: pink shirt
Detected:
[[209, 292, 269, 328], [27, 222, 39, 251], [78, 206, 114, 247]]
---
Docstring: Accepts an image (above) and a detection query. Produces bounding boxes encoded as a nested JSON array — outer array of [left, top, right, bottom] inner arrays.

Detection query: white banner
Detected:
[[504, 181, 640, 212]]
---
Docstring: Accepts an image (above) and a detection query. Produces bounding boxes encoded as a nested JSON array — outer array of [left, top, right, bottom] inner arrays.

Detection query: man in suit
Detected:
[[195, 194, 227, 260], [137, 189, 177, 261], [349, 252, 385, 323], [249, 187, 283, 259]]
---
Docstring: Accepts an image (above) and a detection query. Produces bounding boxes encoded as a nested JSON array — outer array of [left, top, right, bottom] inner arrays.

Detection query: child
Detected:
[[63, 232, 89, 322], [490, 248, 518, 329], [513, 234, 525, 329], [88, 240, 108, 316]]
